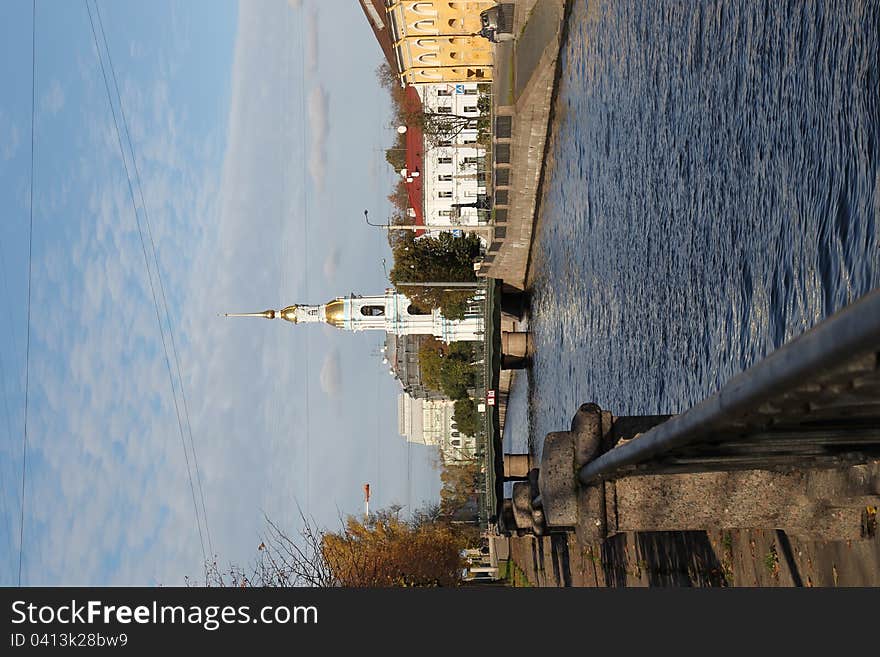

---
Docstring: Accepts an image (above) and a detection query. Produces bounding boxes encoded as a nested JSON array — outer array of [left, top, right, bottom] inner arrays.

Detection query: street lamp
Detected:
[[363, 209, 386, 228]]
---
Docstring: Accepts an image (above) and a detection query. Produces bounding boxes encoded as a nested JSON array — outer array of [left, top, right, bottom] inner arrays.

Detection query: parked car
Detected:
[[478, 7, 513, 43]]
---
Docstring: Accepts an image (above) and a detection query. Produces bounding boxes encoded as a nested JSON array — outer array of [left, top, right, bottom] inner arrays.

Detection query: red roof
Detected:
[[402, 86, 425, 236]]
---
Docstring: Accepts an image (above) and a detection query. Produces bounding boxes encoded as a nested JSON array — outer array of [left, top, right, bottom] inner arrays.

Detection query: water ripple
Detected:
[[526, 0, 880, 453]]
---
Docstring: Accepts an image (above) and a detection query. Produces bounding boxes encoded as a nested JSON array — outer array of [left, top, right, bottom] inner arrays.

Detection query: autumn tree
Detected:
[[440, 461, 480, 518], [321, 510, 467, 587], [202, 506, 470, 588]]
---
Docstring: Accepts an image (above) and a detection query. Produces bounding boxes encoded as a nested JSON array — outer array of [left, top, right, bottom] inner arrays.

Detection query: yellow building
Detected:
[[385, 1, 497, 85]]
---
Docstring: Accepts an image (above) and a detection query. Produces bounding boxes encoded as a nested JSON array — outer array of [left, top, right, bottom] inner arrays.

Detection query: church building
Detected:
[[226, 288, 483, 343]]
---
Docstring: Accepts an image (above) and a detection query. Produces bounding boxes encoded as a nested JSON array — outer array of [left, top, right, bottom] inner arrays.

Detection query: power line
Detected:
[[92, 0, 213, 562], [297, 9, 312, 520], [84, 0, 207, 565], [17, 0, 36, 587]]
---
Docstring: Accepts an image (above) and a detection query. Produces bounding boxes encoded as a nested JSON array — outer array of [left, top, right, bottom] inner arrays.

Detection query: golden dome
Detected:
[[279, 305, 299, 323], [324, 299, 346, 328]]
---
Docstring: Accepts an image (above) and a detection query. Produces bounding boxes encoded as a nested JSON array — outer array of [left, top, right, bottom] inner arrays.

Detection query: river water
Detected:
[[511, 0, 879, 457]]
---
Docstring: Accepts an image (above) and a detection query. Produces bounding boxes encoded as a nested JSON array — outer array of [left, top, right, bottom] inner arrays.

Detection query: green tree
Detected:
[[418, 337, 476, 400], [453, 398, 481, 438], [390, 231, 483, 320]]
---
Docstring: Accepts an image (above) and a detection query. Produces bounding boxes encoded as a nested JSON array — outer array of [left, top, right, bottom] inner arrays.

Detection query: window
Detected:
[[463, 138, 476, 144], [416, 52, 438, 64], [407, 304, 431, 316], [464, 88, 478, 95], [451, 439, 461, 446], [413, 19, 435, 31], [437, 89, 452, 96], [438, 209, 455, 216], [436, 106, 452, 114], [438, 191, 453, 198], [438, 157, 452, 164], [451, 431, 460, 437], [467, 120, 478, 128], [416, 38, 438, 48], [360, 305, 384, 317], [437, 140, 452, 146], [463, 105, 478, 113], [438, 174, 452, 181], [463, 157, 478, 165]]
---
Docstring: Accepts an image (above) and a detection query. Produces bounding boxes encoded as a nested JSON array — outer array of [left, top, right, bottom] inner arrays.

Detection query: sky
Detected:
[[0, 0, 442, 586]]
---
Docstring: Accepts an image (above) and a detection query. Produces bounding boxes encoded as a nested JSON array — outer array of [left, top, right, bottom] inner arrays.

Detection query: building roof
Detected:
[[402, 86, 425, 236], [357, 0, 398, 73], [358, 2, 424, 234]]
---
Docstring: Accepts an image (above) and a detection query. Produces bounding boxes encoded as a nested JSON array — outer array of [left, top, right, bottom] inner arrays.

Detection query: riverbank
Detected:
[[479, 0, 569, 290]]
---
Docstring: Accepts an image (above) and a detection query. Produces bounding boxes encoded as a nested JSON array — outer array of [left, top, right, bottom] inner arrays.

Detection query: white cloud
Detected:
[[42, 79, 65, 115], [306, 86, 328, 192], [323, 246, 340, 281], [319, 349, 342, 396], [0, 111, 19, 161]]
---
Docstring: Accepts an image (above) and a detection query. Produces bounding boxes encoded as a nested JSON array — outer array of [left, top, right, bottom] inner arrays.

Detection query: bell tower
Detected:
[[225, 289, 483, 342]]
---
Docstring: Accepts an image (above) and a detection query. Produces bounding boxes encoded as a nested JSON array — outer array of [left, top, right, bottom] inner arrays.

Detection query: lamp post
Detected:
[[363, 209, 492, 236]]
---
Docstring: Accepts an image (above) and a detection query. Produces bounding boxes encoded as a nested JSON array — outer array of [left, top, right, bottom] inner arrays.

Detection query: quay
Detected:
[[479, 1, 880, 586]]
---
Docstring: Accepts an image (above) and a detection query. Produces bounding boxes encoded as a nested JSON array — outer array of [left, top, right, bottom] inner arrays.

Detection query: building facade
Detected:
[[419, 81, 488, 231], [385, 333, 445, 400], [386, 1, 497, 85], [398, 393, 478, 463]]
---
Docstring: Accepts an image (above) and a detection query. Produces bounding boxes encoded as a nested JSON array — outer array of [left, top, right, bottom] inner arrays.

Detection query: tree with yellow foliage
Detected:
[[203, 507, 469, 588]]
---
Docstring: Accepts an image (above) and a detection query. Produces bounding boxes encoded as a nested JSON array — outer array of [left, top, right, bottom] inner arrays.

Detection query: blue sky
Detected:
[[0, 0, 442, 586]]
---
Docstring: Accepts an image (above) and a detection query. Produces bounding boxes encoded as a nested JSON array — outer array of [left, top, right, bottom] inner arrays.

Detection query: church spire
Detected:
[[224, 305, 300, 323], [225, 309, 278, 319]]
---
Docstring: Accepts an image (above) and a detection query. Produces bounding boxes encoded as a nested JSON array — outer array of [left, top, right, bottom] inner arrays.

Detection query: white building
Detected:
[[226, 288, 483, 343], [398, 393, 478, 463], [417, 82, 488, 233]]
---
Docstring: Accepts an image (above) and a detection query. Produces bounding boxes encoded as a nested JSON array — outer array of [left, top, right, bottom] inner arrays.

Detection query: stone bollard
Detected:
[[511, 481, 534, 530], [503, 453, 531, 480], [539, 404, 606, 530], [501, 331, 532, 358]]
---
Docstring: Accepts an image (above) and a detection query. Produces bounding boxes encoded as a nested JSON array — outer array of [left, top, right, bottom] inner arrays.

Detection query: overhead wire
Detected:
[[17, 0, 36, 587], [84, 0, 208, 565], [92, 0, 213, 562], [297, 8, 312, 520]]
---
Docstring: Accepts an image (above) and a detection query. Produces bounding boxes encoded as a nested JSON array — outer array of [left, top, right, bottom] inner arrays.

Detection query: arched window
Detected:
[[360, 305, 385, 317], [412, 19, 435, 31], [411, 2, 436, 15], [416, 69, 443, 80], [416, 52, 438, 64], [416, 38, 438, 49], [407, 304, 431, 316]]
